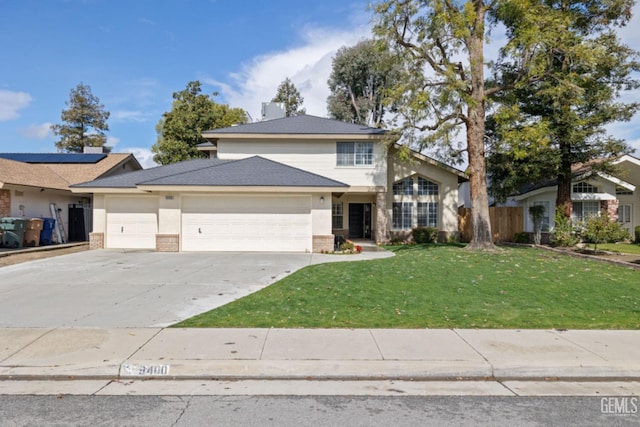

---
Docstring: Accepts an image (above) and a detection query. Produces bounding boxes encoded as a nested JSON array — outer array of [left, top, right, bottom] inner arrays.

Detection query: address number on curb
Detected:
[[121, 364, 171, 376]]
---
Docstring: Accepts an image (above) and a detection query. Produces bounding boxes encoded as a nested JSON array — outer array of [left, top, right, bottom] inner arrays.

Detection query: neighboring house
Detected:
[[511, 154, 640, 236], [73, 115, 467, 252], [0, 151, 142, 242]]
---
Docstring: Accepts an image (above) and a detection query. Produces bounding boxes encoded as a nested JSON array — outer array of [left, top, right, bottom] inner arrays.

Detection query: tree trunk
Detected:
[[465, 1, 496, 251], [556, 140, 572, 218]]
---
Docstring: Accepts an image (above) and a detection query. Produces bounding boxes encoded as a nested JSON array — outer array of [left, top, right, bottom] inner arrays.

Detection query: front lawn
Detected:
[[174, 245, 640, 329]]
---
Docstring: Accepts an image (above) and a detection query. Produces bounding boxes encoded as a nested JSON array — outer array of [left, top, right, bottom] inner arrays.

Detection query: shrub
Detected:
[[550, 208, 579, 247], [582, 210, 629, 254], [635, 226, 640, 244], [412, 227, 438, 244], [514, 232, 530, 244], [340, 241, 354, 252]]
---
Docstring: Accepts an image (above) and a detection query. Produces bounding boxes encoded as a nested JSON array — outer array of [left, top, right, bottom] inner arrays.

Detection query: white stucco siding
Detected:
[[388, 156, 461, 233], [6, 186, 89, 241], [181, 194, 313, 252], [217, 139, 387, 187], [105, 196, 158, 249]]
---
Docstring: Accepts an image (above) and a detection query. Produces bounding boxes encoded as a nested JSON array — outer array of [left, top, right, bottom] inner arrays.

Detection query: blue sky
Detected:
[[1, 0, 639, 168]]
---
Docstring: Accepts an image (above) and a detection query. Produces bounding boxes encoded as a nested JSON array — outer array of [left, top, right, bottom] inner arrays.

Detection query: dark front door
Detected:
[[68, 204, 86, 242], [348, 203, 372, 239]]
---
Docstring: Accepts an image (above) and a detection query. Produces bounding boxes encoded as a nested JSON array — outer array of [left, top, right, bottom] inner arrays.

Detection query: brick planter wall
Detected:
[[313, 235, 334, 253], [89, 232, 104, 249], [156, 234, 179, 252]]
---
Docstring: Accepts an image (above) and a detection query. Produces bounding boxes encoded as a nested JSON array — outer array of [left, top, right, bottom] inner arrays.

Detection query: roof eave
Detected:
[[202, 133, 387, 140], [135, 185, 349, 193]]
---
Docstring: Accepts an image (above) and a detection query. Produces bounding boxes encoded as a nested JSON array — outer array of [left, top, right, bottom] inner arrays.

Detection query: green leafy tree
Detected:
[[271, 78, 305, 117], [487, 0, 639, 217], [582, 210, 629, 254], [51, 83, 110, 153], [152, 81, 247, 165], [327, 39, 399, 127], [373, 0, 511, 250]]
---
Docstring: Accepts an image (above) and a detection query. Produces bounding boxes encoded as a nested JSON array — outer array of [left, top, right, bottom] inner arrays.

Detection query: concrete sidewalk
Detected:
[[1, 328, 639, 382]]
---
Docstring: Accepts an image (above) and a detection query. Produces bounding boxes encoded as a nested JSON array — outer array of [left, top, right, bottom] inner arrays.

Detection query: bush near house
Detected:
[[412, 227, 438, 243], [514, 232, 530, 244], [635, 226, 640, 244]]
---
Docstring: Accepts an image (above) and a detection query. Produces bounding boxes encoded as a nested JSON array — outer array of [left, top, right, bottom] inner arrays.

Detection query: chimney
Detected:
[[83, 146, 104, 154], [261, 102, 286, 121]]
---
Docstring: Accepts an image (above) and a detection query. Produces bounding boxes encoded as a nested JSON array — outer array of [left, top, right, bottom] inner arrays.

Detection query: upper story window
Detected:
[[616, 185, 633, 196], [336, 142, 373, 166], [393, 177, 414, 196], [572, 182, 598, 193], [418, 177, 439, 195]]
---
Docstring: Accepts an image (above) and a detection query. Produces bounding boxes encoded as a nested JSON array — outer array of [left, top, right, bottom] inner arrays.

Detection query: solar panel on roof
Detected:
[[0, 153, 107, 164]]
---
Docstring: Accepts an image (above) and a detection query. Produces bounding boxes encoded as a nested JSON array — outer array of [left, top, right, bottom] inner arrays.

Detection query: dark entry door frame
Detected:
[[348, 203, 372, 239]]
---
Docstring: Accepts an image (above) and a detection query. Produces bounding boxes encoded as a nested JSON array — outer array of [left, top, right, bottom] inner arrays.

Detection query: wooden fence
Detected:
[[458, 206, 524, 243]]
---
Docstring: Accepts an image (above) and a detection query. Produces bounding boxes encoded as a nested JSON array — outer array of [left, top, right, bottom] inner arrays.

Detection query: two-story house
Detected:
[[73, 115, 467, 252]]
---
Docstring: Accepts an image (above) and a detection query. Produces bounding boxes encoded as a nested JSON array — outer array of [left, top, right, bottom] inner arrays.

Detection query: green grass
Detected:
[[584, 242, 640, 255], [174, 245, 640, 329]]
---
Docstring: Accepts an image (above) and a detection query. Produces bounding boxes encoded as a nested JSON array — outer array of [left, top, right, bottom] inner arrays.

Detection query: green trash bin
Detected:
[[0, 217, 28, 249]]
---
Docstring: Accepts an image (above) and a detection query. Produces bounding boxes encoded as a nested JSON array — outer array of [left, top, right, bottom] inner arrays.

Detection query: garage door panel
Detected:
[[181, 195, 312, 252], [106, 197, 158, 249]]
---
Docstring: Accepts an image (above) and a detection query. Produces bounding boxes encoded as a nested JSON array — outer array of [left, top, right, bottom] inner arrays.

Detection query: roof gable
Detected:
[[202, 115, 386, 137]]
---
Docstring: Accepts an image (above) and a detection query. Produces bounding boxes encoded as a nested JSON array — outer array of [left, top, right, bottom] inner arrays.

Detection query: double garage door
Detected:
[[105, 195, 312, 252], [181, 195, 312, 252]]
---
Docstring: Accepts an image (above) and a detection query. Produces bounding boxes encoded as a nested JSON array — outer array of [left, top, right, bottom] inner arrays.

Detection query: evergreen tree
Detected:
[[271, 78, 305, 117], [51, 83, 110, 153]]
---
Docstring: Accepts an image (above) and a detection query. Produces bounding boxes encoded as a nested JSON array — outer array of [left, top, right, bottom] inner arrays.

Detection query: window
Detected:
[[418, 177, 439, 195], [572, 201, 600, 221], [332, 202, 343, 229], [616, 186, 633, 196], [393, 177, 414, 196], [532, 201, 550, 231], [618, 204, 632, 223], [572, 182, 598, 193], [417, 202, 438, 227], [336, 142, 373, 166], [392, 202, 413, 229], [391, 176, 440, 230]]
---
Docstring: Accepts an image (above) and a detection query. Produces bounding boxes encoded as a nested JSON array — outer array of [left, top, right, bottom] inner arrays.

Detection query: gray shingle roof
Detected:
[[72, 156, 348, 189], [202, 115, 386, 136]]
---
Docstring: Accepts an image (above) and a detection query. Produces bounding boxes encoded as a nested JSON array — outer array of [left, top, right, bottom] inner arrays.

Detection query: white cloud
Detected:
[[123, 147, 158, 169], [112, 110, 153, 123], [203, 24, 371, 121], [106, 136, 120, 148], [0, 90, 32, 121], [20, 122, 53, 139]]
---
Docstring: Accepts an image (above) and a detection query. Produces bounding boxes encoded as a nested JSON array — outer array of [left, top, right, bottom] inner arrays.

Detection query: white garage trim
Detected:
[[106, 196, 158, 249], [181, 194, 312, 252]]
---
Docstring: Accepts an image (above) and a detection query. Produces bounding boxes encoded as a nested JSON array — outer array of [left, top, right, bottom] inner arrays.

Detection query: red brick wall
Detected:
[[0, 190, 10, 217], [601, 200, 619, 221]]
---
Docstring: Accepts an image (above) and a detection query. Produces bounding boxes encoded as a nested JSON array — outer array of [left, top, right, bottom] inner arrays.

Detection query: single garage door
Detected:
[[106, 197, 158, 249], [181, 195, 312, 252]]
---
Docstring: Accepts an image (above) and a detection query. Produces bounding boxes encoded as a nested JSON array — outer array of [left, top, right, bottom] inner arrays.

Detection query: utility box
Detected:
[[25, 218, 44, 247]]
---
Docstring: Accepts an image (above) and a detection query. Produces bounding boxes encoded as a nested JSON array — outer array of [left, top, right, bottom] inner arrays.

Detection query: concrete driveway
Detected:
[[0, 250, 316, 328], [0, 249, 393, 328]]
